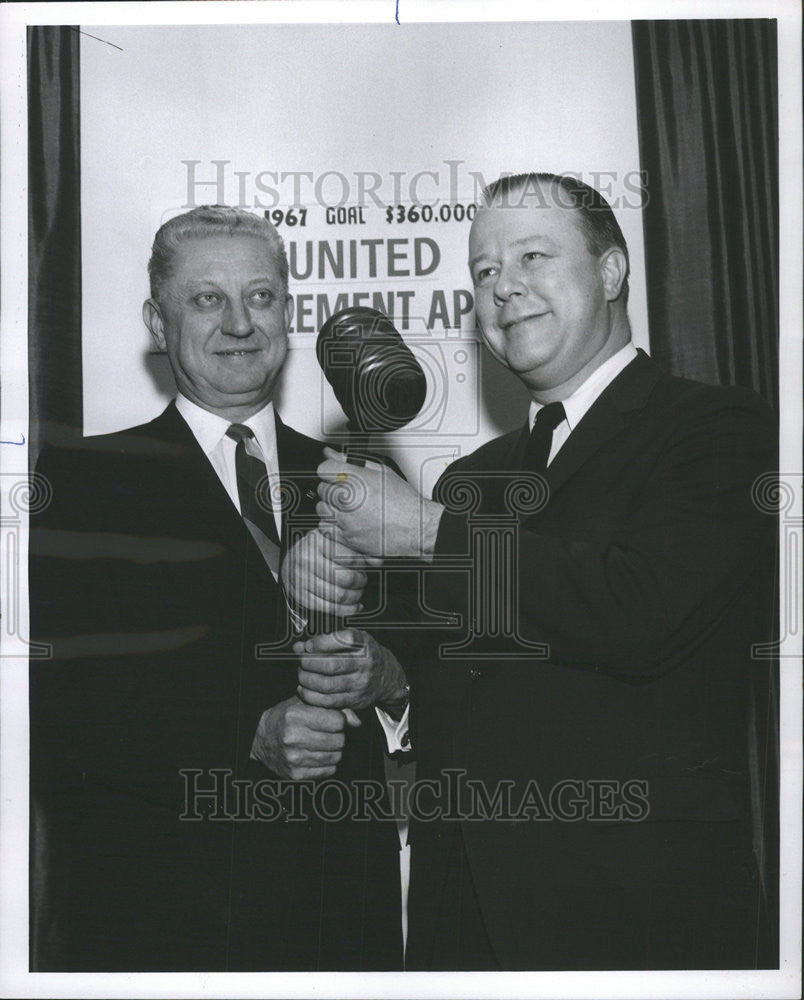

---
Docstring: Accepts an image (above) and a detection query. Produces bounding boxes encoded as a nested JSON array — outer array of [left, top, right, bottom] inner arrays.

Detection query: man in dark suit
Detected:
[[29, 206, 403, 971], [288, 174, 778, 970]]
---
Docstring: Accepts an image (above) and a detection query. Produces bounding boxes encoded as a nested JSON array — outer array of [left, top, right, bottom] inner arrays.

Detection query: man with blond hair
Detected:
[[290, 174, 778, 970]]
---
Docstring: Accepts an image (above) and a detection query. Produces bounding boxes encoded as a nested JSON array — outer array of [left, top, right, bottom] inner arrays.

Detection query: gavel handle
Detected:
[[343, 421, 369, 466]]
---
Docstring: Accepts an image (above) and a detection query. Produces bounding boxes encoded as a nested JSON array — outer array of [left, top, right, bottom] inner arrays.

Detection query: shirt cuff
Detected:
[[375, 703, 411, 754]]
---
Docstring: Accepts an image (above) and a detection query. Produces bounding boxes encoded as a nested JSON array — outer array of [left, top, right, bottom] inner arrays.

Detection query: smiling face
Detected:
[[468, 188, 628, 399], [143, 234, 293, 420]]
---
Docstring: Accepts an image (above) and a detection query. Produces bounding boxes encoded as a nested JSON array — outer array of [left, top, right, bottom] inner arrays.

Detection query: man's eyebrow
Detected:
[[184, 275, 278, 286], [469, 235, 554, 269], [510, 235, 554, 248]]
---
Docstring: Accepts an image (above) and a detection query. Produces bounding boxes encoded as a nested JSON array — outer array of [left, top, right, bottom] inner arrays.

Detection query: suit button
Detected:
[[469, 667, 482, 680]]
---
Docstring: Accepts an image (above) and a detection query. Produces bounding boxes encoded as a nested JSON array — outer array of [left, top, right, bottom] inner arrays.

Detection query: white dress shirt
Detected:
[[175, 394, 283, 548], [528, 341, 638, 464]]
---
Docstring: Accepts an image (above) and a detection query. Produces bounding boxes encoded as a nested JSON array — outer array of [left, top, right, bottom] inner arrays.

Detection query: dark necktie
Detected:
[[225, 423, 281, 549], [521, 402, 566, 472]]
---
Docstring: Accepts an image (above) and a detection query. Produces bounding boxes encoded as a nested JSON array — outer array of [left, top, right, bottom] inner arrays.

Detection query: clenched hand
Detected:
[[295, 629, 408, 720], [250, 696, 361, 780]]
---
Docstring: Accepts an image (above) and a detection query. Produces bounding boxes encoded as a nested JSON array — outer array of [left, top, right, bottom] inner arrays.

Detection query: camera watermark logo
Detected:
[[315, 319, 481, 441]]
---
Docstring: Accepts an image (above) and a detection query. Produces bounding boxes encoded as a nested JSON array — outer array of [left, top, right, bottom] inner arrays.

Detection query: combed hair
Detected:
[[147, 205, 289, 302], [481, 173, 630, 303]]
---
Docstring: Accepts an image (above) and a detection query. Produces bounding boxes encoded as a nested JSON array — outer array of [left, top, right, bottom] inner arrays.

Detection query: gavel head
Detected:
[[316, 307, 427, 433]]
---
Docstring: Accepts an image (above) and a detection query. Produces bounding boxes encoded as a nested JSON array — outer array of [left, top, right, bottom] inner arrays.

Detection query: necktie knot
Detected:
[[226, 423, 255, 444], [533, 401, 566, 433], [522, 401, 566, 472]]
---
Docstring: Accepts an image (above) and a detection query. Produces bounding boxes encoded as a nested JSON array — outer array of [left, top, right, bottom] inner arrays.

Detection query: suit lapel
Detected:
[[540, 351, 661, 501], [147, 403, 280, 593], [542, 396, 627, 497], [506, 421, 532, 470]]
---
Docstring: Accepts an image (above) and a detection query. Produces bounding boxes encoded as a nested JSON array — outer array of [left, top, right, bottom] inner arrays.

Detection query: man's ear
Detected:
[[283, 293, 294, 332], [600, 248, 628, 302], [142, 299, 167, 351]]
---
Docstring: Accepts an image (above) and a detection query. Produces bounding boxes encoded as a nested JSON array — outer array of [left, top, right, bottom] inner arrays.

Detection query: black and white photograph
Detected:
[[0, 1, 801, 997]]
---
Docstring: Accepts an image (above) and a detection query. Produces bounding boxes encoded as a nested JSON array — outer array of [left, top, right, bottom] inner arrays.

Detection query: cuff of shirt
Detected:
[[375, 703, 411, 754]]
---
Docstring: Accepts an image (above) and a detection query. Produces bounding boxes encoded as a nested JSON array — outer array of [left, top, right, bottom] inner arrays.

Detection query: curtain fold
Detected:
[[632, 19, 778, 410], [632, 19, 779, 968], [27, 25, 83, 469], [27, 27, 82, 970]]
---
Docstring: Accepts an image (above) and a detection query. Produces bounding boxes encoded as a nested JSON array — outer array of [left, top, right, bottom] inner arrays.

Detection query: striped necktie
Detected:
[[226, 423, 281, 573]]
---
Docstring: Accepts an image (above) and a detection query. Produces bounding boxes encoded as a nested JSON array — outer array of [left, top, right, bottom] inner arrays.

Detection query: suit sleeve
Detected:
[[427, 386, 777, 677]]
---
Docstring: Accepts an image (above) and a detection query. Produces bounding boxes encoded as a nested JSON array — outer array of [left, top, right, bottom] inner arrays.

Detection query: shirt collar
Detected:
[[175, 394, 278, 463], [528, 342, 638, 432]]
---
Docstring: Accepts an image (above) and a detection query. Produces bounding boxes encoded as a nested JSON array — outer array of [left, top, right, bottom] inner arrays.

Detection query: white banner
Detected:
[[80, 21, 648, 494]]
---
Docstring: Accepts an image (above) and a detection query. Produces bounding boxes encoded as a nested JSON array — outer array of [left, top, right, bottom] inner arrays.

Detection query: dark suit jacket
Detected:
[[29, 403, 401, 971], [404, 352, 778, 970]]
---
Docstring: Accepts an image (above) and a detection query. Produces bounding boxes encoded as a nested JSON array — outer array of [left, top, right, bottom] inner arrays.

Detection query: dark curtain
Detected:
[[633, 19, 779, 968], [28, 25, 83, 470], [27, 26, 82, 970], [632, 19, 778, 411]]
